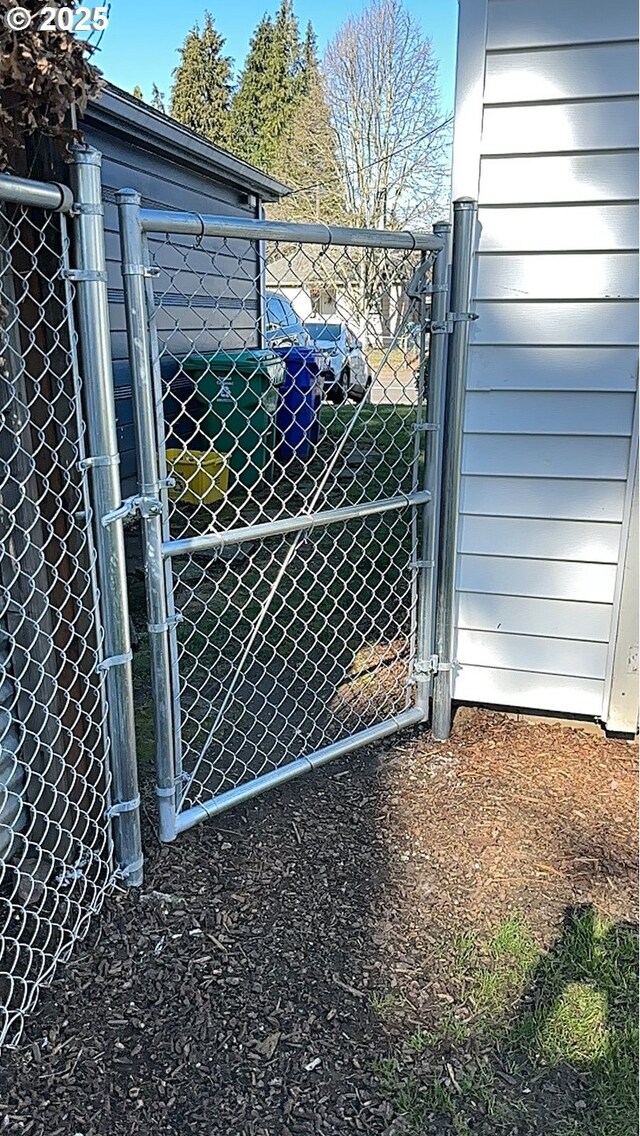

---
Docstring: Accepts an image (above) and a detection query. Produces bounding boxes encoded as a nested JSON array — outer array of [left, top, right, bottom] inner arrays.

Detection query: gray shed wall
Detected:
[[82, 119, 264, 489]]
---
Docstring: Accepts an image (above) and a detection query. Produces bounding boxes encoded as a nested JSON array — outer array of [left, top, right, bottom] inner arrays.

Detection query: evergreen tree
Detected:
[[170, 12, 232, 146], [151, 83, 166, 113], [228, 16, 276, 168], [132, 85, 144, 99], [229, 0, 306, 172], [299, 22, 318, 95], [266, 0, 304, 148]]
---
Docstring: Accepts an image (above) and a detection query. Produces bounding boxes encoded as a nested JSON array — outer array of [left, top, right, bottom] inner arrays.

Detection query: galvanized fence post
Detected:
[[116, 189, 177, 843], [70, 147, 143, 884], [431, 199, 478, 740], [414, 220, 452, 720]]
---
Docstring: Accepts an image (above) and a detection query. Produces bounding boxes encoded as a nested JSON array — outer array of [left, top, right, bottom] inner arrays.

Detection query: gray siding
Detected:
[[83, 124, 262, 488], [452, 0, 639, 719]]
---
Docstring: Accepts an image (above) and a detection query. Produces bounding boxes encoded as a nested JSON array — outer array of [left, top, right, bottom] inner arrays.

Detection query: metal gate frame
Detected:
[[117, 195, 476, 842]]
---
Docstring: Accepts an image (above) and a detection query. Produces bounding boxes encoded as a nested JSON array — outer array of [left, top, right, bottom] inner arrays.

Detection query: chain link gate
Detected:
[[117, 198, 450, 841]]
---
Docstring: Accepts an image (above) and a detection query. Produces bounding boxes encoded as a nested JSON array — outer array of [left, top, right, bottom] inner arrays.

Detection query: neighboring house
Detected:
[[267, 249, 336, 321], [450, 0, 638, 730], [267, 249, 414, 346], [83, 85, 289, 489]]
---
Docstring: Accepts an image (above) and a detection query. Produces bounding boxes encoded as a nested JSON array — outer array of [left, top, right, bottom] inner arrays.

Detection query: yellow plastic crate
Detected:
[[166, 448, 229, 506]]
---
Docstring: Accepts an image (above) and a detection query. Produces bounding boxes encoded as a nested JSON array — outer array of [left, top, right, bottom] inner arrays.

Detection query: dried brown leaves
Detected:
[[0, 0, 102, 168]]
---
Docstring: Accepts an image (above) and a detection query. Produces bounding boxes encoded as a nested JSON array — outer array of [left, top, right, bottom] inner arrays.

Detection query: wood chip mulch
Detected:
[[0, 708, 636, 1135]]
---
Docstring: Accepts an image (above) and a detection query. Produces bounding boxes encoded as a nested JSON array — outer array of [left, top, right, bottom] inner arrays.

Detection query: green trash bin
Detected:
[[183, 350, 285, 489]]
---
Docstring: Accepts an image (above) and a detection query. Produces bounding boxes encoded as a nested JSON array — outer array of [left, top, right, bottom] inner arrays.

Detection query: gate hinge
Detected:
[[430, 311, 478, 335], [414, 654, 453, 677], [101, 494, 163, 527], [70, 202, 104, 218], [78, 453, 120, 472], [148, 612, 184, 634], [121, 263, 161, 278], [62, 268, 108, 284]]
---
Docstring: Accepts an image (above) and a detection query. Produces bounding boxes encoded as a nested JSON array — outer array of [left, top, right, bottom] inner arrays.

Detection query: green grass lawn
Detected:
[[371, 907, 638, 1136]]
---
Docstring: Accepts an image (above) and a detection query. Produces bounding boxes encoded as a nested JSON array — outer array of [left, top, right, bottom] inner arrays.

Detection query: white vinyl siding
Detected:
[[456, 556, 617, 604], [479, 152, 638, 204], [457, 593, 613, 641], [453, 667, 604, 716], [452, 0, 638, 719], [464, 391, 636, 434], [477, 204, 639, 252], [457, 516, 621, 563], [475, 254, 638, 301], [467, 346, 638, 391], [472, 301, 638, 346], [485, 0, 638, 49], [459, 476, 627, 521], [462, 435, 631, 479], [484, 43, 639, 102], [481, 99, 639, 156]]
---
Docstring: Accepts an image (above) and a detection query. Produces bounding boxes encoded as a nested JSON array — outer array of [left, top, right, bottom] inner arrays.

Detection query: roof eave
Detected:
[[82, 84, 291, 203]]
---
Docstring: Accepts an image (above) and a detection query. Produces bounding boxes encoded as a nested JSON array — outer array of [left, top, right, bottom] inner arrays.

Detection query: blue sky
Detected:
[[94, 0, 459, 113]]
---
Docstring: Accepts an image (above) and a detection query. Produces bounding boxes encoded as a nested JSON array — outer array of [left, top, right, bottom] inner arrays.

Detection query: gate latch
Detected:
[[102, 494, 163, 527]]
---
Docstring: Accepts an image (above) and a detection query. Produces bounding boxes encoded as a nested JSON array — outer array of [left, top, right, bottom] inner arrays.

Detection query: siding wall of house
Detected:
[[83, 120, 263, 489], [452, 0, 639, 719]]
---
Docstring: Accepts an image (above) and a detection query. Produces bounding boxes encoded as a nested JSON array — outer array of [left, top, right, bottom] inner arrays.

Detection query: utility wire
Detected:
[[284, 115, 453, 198]]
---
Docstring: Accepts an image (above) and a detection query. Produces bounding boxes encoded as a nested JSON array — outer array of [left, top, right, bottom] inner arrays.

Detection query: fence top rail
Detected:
[[0, 172, 73, 213], [138, 207, 444, 252]]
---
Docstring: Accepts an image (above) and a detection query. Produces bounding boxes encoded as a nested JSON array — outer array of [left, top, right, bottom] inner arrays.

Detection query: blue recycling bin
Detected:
[[274, 347, 322, 463]]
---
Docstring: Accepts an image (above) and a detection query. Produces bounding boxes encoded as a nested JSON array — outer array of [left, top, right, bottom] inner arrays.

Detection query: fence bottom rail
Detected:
[[173, 706, 425, 838]]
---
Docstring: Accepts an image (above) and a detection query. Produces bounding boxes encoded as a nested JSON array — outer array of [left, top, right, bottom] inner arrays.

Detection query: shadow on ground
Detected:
[[0, 710, 636, 1136], [374, 905, 638, 1136]]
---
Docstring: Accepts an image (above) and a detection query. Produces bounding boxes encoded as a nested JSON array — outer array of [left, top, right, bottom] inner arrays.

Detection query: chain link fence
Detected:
[[118, 203, 446, 838], [0, 178, 118, 1046], [0, 154, 468, 1044]]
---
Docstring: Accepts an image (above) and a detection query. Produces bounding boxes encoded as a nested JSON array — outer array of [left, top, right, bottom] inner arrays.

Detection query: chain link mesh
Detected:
[[0, 200, 113, 1046], [140, 230, 433, 817]]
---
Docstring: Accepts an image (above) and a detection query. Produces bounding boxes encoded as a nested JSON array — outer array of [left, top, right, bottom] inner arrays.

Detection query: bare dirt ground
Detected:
[[0, 709, 636, 1135]]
